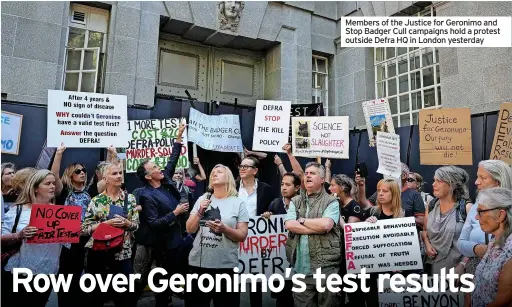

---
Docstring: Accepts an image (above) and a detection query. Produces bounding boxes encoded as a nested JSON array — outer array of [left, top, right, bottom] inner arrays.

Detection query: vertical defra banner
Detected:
[[238, 215, 290, 279], [419, 108, 472, 165], [125, 118, 189, 173], [490, 103, 512, 164]]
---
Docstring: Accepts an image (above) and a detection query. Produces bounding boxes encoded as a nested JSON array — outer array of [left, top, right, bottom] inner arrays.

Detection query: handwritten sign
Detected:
[[47, 90, 128, 148], [419, 108, 472, 165], [490, 103, 512, 164], [379, 278, 464, 307], [252, 100, 291, 152], [291, 116, 349, 159], [289, 103, 324, 143], [238, 215, 290, 279], [376, 132, 401, 178], [27, 205, 81, 244], [362, 99, 395, 147], [188, 108, 243, 152], [344, 217, 422, 273], [125, 118, 189, 173], [1, 111, 23, 155]]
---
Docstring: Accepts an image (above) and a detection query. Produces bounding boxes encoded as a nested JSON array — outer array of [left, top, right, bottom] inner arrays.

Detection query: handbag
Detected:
[[92, 193, 129, 251], [1, 205, 23, 267]]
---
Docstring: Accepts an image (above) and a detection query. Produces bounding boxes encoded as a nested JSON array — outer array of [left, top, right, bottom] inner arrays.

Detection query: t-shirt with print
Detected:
[[340, 199, 365, 223], [188, 194, 250, 269]]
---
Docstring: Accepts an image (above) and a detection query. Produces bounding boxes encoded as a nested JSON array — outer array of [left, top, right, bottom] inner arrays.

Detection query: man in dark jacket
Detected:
[[236, 155, 276, 307], [133, 123, 189, 307]]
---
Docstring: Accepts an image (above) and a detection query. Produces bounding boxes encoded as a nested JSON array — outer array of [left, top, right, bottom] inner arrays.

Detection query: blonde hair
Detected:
[[101, 162, 121, 179], [206, 164, 238, 198], [61, 163, 87, 191], [370, 178, 403, 218], [10, 167, 37, 194], [16, 169, 55, 205]]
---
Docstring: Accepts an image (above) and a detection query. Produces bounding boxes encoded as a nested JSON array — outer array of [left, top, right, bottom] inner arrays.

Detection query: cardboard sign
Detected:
[[490, 102, 512, 164], [238, 215, 290, 279], [252, 100, 291, 152], [289, 103, 324, 143], [419, 108, 472, 165], [125, 118, 189, 173], [376, 132, 401, 178], [47, 90, 129, 148], [27, 205, 81, 244], [344, 217, 422, 273], [363, 99, 395, 147], [291, 116, 349, 159], [379, 278, 464, 307], [188, 108, 243, 152], [1, 111, 23, 155]]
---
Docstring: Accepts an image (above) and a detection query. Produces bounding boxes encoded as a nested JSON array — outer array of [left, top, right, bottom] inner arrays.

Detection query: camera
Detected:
[[355, 162, 368, 178]]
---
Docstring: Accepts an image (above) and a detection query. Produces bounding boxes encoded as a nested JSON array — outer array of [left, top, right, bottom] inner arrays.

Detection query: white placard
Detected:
[[376, 132, 401, 178], [47, 90, 128, 148], [379, 278, 464, 307], [188, 108, 243, 152], [291, 116, 349, 159], [1, 111, 23, 155], [362, 99, 395, 147], [344, 217, 422, 273], [252, 100, 291, 152], [238, 215, 290, 280]]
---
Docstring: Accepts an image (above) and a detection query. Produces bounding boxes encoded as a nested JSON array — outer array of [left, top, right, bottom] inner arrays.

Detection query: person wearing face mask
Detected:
[[364, 178, 413, 307], [81, 162, 139, 307], [456, 160, 512, 306], [186, 164, 249, 307], [472, 187, 512, 307], [284, 162, 340, 307], [1, 170, 66, 307]]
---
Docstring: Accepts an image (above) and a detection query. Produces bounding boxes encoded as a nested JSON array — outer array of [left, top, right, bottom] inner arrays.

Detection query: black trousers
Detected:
[[84, 249, 137, 307], [2, 270, 52, 307], [57, 236, 89, 307], [185, 266, 240, 307], [153, 247, 182, 307]]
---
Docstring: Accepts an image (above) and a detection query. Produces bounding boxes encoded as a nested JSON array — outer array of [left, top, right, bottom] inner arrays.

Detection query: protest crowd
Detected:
[[3, 98, 512, 307]]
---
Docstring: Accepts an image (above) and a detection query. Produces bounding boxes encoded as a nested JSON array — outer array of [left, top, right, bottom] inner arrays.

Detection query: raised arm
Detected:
[[324, 159, 332, 183], [193, 157, 207, 181], [163, 123, 186, 179], [274, 154, 287, 178], [355, 174, 372, 207], [244, 146, 268, 160], [51, 143, 66, 195], [283, 144, 305, 188], [106, 146, 119, 163]]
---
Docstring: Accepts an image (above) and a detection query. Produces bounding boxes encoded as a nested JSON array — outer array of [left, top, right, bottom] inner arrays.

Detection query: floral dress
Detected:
[[472, 234, 512, 307], [81, 193, 139, 261]]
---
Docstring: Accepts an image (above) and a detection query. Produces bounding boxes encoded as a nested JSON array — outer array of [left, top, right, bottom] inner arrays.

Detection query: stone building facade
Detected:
[[2, 1, 511, 128]]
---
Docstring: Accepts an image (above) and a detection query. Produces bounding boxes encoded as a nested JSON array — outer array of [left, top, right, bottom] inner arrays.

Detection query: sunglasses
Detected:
[[74, 168, 87, 175], [406, 178, 416, 183], [238, 165, 255, 170]]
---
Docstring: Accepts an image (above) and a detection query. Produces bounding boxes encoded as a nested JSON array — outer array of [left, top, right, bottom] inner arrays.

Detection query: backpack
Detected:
[[92, 193, 129, 251], [65, 189, 91, 222], [428, 197, 468, 223]]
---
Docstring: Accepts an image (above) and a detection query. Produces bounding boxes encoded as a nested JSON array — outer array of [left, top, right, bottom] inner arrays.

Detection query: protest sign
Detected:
[[1, 111, 23, 155], [344, 217, 422, 273], [376, 132, 401, 178], [379, 278, 464, 307], [238, 215, 290, 279], [291, 116, 349, 159], [188, 108, 243, 152], [490, 102, 512, 164], [27, 204, 81, 244], [419, 108, 472, 165], [363, 99, 395, 147], [289, 103, 324, 143], [252, 100, 291, 152], [47, 90, 128, 148], [125, 118, 189, 173], [35, 140, 56, 170]]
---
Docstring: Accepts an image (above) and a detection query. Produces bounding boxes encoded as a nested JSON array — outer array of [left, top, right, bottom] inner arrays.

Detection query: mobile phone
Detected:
[[355, 162, 368, 178]]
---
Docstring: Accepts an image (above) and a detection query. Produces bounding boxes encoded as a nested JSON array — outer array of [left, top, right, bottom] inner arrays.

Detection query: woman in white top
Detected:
[[1, 169, 63, 307], [186, 164, 249, 307]]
